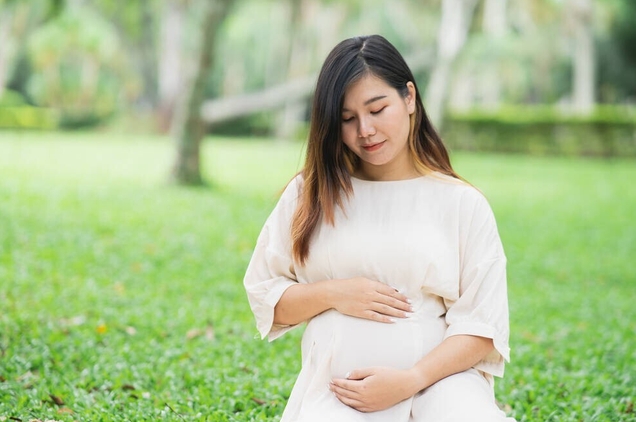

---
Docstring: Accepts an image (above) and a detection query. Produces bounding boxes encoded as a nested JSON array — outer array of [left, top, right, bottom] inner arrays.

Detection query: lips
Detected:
[[362, 141, 385, 152]]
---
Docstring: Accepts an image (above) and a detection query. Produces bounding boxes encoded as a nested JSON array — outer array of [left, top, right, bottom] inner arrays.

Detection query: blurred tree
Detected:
[[276, 0, 311, 140], [0, 0, 57, 100], [172, 0, 235, 185], [565, 0, 595, 113], [425, 0, 479, 128], [480, 0, 507, 108], [597, 0, 636, 103], [201, 0, 435, 128], [26, 2, 134, 127], [94, 0, 160, 111], [159, 0, 187, 131]]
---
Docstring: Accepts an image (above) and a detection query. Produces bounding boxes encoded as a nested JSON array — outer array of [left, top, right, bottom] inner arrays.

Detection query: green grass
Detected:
[[0, 131, 634, 421]]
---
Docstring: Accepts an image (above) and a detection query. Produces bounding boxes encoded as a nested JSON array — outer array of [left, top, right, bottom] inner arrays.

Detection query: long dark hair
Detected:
[[291, 34, 460, 265]]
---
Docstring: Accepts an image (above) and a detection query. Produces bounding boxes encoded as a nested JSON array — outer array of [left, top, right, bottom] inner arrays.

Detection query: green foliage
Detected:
[[25, 5, 137, 128], [445, 106, 636, 157], [596, 0, 636, 102], [0, 106, 58, 129], [0, 134, 634, 421], [0, 89, 27, 106]]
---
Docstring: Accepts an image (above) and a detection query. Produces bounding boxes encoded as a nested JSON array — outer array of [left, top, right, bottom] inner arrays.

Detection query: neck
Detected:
[[356, 159, 420, 181]]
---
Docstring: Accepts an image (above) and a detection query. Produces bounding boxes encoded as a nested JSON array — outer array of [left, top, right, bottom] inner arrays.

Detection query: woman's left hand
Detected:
[[329, 367, 419, 412]]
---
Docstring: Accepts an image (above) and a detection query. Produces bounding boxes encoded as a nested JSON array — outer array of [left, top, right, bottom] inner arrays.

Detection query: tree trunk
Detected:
[[158, 0, 186, 132], [138, 0, 158, 110], [172, 0, 233, 186], [276, 0, 307, 140], [569, 0, 595, 114], [0, 9, 14, 100], [424, 0, 479, 129], [480, 0, 507, 108]]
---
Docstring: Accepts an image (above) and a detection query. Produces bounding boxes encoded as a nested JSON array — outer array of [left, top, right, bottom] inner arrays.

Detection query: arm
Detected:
[[274, 277, 413, 326], [329, 334, 494, 413]]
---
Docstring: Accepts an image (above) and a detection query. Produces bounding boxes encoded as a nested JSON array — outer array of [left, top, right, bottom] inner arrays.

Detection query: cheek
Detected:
[[341, 126, 357, 148]]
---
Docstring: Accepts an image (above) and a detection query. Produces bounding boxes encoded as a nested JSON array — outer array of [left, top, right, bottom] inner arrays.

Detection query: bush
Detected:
[[0, 89, 28, 107], [25, 6, 135, 128], [444, 105, 636, 157], [0, 106, 59, 129]]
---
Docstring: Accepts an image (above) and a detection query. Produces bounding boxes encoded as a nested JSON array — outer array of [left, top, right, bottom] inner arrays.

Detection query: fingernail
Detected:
[[345, 372, 351, 379], [389, 318, 397, 323], [407, 298, 413, 304]]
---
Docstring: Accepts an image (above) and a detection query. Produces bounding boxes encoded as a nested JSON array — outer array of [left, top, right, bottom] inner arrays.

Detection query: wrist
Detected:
[[316, 279, 337, 311], [407, 365, 431, 394]]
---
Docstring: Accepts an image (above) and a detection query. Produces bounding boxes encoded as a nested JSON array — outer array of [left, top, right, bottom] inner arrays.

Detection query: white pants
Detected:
[[410, 369, 516, 422], [294, 369, 516, 422]]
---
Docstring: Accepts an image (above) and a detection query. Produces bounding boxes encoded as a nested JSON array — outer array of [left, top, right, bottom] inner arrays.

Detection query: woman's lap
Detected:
[[410, 369, 516, 422]]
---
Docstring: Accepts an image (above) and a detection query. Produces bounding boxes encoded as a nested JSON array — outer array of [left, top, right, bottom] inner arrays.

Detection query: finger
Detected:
[[377, 285, 412, 304], [378, 291, 414, 312], [346, 367, 375, 380], [363, 309, 396, 323], [333, 391, 365, 410], [370, 302, 410, 318], [329, 380, 361, 397]]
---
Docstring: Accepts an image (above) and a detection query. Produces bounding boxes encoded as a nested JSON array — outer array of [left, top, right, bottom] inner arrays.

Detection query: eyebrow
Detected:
[[342, 95, 387, 112]]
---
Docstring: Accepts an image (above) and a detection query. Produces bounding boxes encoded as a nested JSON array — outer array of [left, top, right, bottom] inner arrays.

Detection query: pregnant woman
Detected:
[[244, 34, 516, 422]]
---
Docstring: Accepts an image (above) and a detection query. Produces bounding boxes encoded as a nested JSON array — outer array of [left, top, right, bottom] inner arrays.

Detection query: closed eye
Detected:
[[371, 106, 386, 115], [342, 116, 354, 122]]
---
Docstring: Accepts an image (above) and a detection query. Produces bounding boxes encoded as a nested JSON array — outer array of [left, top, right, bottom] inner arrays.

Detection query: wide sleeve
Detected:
[[443, 188, 511, 378], [243, 176, 302, 342]]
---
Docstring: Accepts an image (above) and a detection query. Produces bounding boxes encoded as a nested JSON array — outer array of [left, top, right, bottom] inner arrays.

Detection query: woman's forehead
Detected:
[[343, 75, 394, 108]]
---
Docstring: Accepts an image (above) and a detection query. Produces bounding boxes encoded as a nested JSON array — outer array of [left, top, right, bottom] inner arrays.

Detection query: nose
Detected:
[[357, 117, 376, 138]]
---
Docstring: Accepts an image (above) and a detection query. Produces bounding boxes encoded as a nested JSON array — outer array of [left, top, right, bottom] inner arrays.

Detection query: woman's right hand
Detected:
[[327, 277, 413, 323]]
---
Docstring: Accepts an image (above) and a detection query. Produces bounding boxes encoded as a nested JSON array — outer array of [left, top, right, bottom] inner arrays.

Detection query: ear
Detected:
[[405, 81, 416, 114]]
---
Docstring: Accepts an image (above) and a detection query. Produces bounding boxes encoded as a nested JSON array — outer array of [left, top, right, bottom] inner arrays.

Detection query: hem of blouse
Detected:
[[257, 277, 298, 341], [444, 321, 510, 378]]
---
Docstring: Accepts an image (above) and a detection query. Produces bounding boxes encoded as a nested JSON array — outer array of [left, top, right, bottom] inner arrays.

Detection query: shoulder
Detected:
[[266, 173, 303, 223], [424, 172, 494, 216], [424, 172, 484, 200], [279, 173, 303, 204]]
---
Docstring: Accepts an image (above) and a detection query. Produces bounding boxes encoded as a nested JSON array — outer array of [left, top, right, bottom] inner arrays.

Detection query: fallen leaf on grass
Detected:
[[186, 328, 203, 340], [0, 375, 6, 382], [59, 316, 86, 327], [49, 394, 64, 406], [17, 371, 37, 388], [121, 384, 136, 391], [186, 323, 215, 341], [251, 397, 267, 405], [27, 420, 64, 422], [113, 282, 125, 295], [56, 408, 73, 415]]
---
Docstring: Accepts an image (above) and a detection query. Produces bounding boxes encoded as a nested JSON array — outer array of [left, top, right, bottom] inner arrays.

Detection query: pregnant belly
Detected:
[[304, 310, 447, 379]]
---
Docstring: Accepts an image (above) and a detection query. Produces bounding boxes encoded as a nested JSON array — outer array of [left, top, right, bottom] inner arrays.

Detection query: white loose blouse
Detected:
[[244, 173, 511, 421]]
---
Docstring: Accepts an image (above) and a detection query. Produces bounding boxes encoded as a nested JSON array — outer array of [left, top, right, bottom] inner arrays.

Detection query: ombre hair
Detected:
[[291, 34, 461, 265]]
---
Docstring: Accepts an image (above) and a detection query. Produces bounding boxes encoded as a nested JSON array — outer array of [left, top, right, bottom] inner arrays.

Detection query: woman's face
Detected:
[[341, 74, 416, 181]]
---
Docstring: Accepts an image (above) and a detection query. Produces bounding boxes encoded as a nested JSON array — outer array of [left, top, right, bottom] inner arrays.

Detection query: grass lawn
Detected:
[[0, 131, 634, 421]]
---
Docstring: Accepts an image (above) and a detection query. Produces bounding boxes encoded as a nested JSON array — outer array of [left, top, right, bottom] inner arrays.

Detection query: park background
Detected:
[[0, 0, 635, 420]]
